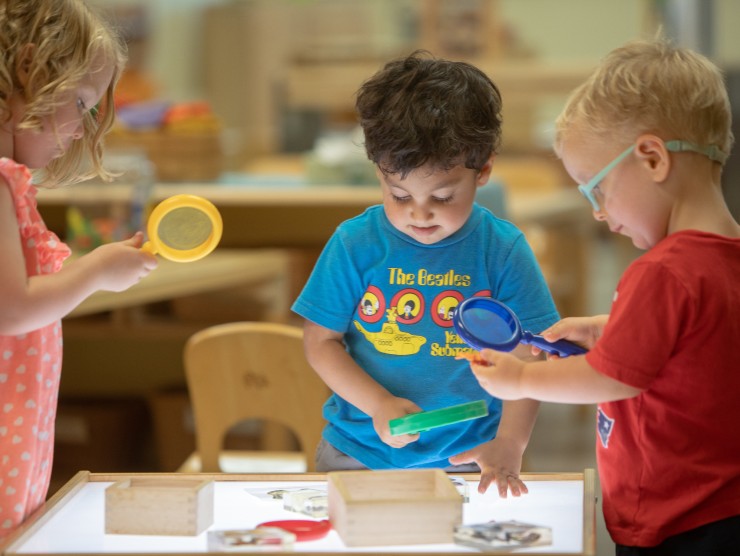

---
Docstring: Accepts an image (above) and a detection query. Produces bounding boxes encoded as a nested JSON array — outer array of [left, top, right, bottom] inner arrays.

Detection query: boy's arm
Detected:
[[480, 343, 540, 495], [302, 319, 421, 446], [487, 397, 539, 495], [522, 355, 642, 402], [302, 319, 390, 414], [472, 350, 643, 403]]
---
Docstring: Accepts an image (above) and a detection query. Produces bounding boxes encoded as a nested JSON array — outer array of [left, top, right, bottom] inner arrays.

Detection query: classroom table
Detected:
[[38, 182, 594, 317], [36, 183, 590, 251], [68, 248, 290, 318], [1, 470, 596, 555]]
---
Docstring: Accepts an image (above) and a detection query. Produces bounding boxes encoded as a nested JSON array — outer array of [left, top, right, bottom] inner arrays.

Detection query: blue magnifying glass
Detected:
[[453, 297, 587, 357]]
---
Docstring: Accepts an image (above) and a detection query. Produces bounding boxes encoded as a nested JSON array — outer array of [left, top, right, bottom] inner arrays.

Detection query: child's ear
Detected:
[[15, 43, 36, 89], [634, 135, 670, 182], [476, 156, 495, 186]]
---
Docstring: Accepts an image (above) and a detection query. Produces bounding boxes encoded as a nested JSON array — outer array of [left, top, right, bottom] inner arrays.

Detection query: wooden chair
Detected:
[[179, 321, 330, 473]]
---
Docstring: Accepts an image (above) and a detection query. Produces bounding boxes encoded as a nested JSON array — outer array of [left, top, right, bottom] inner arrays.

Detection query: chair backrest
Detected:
[[184, 321, 330, 472]]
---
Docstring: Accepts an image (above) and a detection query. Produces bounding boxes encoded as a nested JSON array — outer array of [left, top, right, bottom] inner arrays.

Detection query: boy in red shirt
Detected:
[[464, 37, 740, 555]]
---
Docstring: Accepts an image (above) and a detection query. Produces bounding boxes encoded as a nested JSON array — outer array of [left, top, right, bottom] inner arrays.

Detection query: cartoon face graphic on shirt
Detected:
[[357, 286, 385, 324], [362, 298, 378, 316], [393, 290, 424, 325], [403, 300, 415, 318]]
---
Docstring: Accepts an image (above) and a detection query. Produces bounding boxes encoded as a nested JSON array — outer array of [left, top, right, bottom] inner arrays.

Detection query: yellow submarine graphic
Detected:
[[353, 308, 427, 355]]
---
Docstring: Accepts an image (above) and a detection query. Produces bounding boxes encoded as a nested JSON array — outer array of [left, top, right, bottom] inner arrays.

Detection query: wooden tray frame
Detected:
[[1, 470, 596, 556]]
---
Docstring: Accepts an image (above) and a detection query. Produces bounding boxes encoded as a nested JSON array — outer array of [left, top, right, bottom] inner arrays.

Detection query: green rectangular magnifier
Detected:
[[389, 400, 489, 436]]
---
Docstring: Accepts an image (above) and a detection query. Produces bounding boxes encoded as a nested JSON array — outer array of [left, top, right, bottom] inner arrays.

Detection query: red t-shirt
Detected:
[[586, 230, 740, 547]]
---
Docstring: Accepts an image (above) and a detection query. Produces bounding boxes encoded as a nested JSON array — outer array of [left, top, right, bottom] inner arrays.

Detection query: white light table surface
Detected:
[[2, 470, 596, 555]]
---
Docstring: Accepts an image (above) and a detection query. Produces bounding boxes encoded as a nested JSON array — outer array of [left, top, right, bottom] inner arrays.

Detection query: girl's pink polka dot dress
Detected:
[[0, 159, 70, 538]]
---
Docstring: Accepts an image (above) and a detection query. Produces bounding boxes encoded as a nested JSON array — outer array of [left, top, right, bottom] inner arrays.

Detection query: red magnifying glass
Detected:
[[257, 519, 331, 542]]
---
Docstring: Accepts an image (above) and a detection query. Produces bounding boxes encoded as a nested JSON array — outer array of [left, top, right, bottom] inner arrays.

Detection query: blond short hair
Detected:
[[0, 0, 127, 186], [554, 37, 733, 163]]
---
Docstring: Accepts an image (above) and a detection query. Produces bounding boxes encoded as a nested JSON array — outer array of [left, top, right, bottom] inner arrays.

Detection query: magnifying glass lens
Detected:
[[464, 306, 516, 344], [157, 206, 213, 250], [455, 297, 588, 357]]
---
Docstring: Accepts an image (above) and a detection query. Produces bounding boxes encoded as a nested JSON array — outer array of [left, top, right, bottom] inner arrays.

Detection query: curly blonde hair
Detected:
[[554, 36, 733, 163], [0, 0, 127, 186]]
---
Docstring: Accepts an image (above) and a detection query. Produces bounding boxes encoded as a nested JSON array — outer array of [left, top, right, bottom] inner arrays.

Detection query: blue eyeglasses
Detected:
[[578, 140, 727, 212]]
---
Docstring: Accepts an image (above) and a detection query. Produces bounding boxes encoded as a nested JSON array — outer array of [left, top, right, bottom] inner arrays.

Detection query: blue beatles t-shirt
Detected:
[[292, 204, 559, 469]]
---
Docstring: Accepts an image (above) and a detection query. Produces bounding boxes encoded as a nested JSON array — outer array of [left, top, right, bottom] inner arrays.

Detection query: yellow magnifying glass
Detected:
[[141, 194, 223, 262]]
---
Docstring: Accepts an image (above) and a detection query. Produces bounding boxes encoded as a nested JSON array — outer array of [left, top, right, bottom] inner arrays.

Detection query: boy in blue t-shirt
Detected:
[[292, 51, 559, 496]]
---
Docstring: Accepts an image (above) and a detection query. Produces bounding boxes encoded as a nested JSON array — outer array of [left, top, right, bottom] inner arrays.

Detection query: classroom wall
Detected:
[[93, 0, 740, 103]]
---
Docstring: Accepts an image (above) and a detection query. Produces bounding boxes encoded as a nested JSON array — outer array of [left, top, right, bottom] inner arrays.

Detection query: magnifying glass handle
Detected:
[[522, 332, 588, 357], [141, 240, 157, 255]]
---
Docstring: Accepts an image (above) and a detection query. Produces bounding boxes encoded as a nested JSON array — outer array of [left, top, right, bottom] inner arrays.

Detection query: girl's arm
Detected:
[[0, 184, 156, 335], [302, 319, 421, 446]]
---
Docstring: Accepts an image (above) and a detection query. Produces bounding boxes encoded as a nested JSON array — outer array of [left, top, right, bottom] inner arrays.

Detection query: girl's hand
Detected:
[[85, 231, 157, 292], [531, 315, 607, 358], [469, 349, 527, 400], [371, 396, 422, 448]]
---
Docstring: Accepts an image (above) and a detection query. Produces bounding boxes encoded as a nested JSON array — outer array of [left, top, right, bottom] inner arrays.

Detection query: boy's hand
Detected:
[[469, 350, 527, 400], [449, 437, 528, 497], [531, 315, 606, 358], [371, 396, 421, 448], [455, 351, 492, 367]]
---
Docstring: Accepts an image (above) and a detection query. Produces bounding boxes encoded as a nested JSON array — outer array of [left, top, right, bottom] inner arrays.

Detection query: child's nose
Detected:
[[71, 119, 85, 140], [412, 201, 433, 221]]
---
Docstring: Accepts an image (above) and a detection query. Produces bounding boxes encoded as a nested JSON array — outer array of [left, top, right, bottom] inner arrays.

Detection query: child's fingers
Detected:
[[540, 325, 565, 342], [123, 231, 145, 247], [541, 318, 584, 343], [388, 432, 419, 448], [455, 351, 493, 367], [447, 451, 474, 466], [479, 349, 502, 364], [498, 474, 528, 498]]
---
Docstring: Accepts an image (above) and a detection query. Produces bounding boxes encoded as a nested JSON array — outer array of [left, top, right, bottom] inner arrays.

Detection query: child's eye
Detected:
[[433, 196, 454, 204], [392, 194, 411, 203], [77, 98, 87, 112]]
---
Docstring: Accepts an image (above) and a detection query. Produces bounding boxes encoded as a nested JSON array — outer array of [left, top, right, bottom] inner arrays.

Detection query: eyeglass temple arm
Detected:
[[665, 140, 727, 164]]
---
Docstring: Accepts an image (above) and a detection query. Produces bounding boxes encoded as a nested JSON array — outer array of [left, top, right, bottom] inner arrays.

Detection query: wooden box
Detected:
[[105, 477, 214, 536], [327, 469, 462, 547]]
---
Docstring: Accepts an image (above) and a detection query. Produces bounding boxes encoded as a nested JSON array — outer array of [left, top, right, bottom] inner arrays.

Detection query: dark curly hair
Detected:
[[356, 50, 502, 178]]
